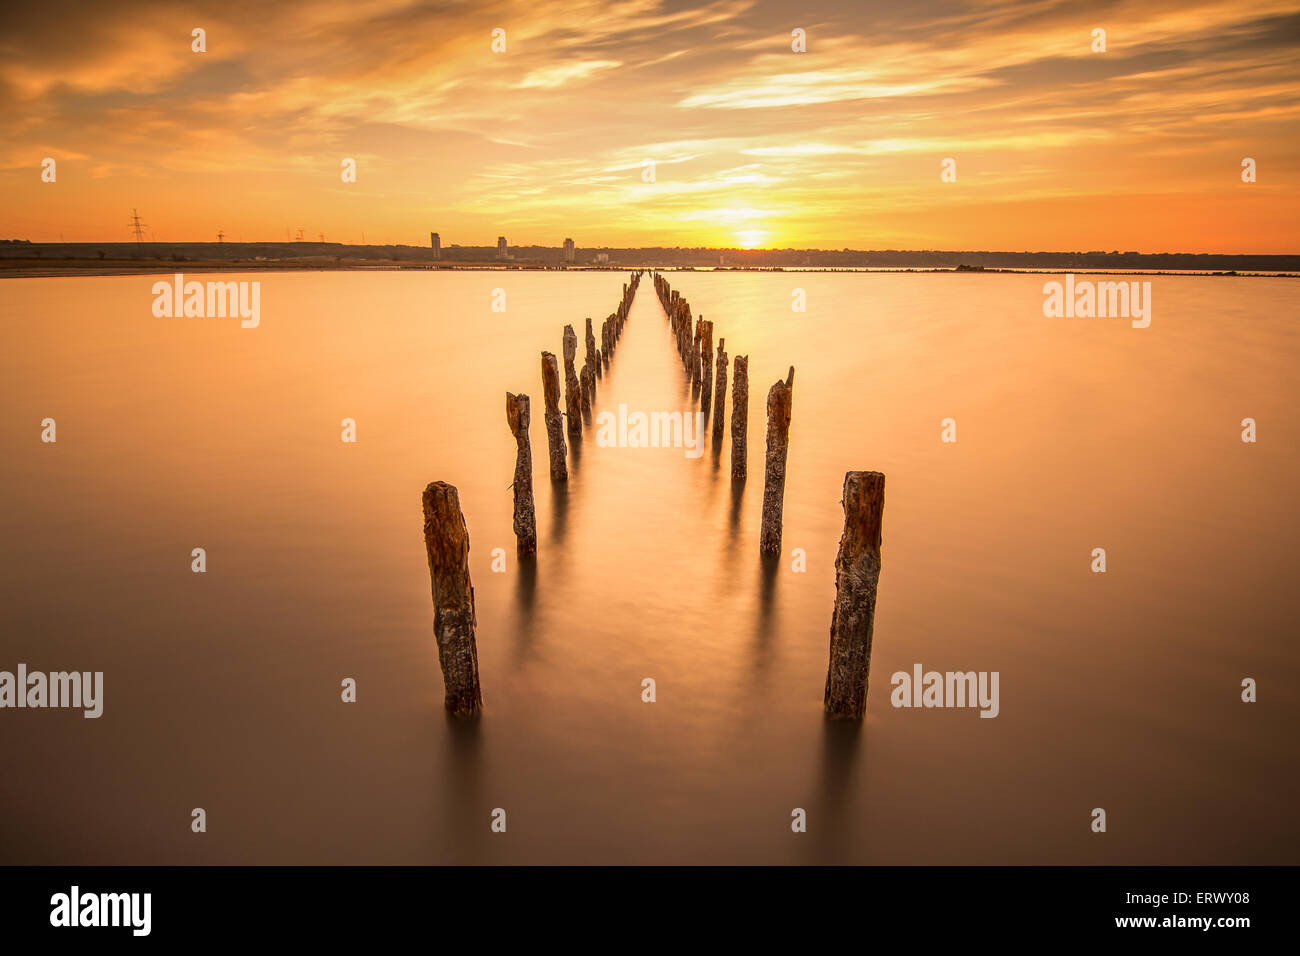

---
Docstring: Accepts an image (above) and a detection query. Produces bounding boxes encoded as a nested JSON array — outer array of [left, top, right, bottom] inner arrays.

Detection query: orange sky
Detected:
[[2, 0, 1297, 251]]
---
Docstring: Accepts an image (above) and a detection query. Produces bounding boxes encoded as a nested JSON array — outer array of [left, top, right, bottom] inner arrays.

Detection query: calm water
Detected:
[[1, 271, 1297, 864]]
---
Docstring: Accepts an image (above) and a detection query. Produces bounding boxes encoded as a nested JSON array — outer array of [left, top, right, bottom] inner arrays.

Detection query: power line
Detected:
[[128, 208, 147, 246]]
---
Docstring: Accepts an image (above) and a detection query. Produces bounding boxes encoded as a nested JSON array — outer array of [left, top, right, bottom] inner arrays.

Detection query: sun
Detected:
[[734, 229, 769, 249]]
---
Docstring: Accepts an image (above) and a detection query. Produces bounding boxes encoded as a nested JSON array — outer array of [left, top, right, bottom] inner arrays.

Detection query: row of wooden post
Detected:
[[421, 272, 644, 716], [648, 273, 887, 719], [545, 272, 641, 471], [423, 466, 886, 722], [423, 271, 884, 724], [650, 273, 795, 555]]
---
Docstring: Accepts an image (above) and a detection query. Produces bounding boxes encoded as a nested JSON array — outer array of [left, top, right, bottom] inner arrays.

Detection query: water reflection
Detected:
[[514, 553, 537, 612], [755, 551, 782, 660], [549, 477, 570, 545], [4, 272, 1296, 865], [567, 431, 583, 473], [758, 551, 780, 613], [511, 553, 539, 662], [728, 477, 744, 536], [440, 711, 485, 864], [812, 716, 864, 861]]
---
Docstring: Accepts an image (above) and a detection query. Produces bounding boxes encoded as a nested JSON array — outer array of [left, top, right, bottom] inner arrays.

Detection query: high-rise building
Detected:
[[563, 237, 575, 263], [431, 232, 441, 259], [497, 236, 508, 260]]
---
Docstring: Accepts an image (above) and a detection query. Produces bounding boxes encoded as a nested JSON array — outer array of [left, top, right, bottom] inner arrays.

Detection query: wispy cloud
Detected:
[[518, 60, 623, 89], [0, 0, 1296, 250]]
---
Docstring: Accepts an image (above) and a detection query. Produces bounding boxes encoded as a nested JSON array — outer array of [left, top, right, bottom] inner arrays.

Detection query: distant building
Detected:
[[563, 237, 575, 263], [430, 232, 441, 259], [593, 252, 609, 266], [497, 236, 508, 260]]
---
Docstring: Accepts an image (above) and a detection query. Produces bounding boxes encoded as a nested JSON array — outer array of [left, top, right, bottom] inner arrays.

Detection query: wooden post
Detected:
[[682, 307, 691, 368], [691, 318, 702, 387], [585, 317, 599, 381], [699, 320, 714, 420], [731, 355, 748, 480], [421, 481, 483, 717], [712, 338, 727, 446], [505, 393, 537, 554], [676, 301, 691, 368], [759, 375, 793, 554], [685, 309, 692, 368], [824, 471, 886, 720], [580, 363, 593, 421], [563, 324, 582, 441], [540, 352, 567, 480]]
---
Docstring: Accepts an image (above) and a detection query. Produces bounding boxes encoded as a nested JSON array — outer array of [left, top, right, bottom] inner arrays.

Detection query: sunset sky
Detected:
[[2, 0, 1297, 251]]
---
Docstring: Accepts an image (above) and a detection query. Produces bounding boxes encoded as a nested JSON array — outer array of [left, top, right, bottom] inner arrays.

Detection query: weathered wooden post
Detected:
[[563, 324, 582, 441], [712, 338, 727, 446], [687, 315, 695, 377], [585, 318, 598, 381], [681, 306, 692, 367], [759, 374, 793, 554], [674, 301, 686, 364], [731, 355, 748, 480], [691, 318, 702, 387], [540, 352, 567, 480], [699, 320, 714, 420], [580, 363, 593, 421], [824, 471, 886, 720], [421, 481, 483, 717], [505, 393, 537, 554]]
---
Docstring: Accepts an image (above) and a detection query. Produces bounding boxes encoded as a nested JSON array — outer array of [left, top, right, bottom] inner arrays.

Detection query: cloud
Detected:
[[0, 0, 1296, 250], [517, 60, 623, 89]]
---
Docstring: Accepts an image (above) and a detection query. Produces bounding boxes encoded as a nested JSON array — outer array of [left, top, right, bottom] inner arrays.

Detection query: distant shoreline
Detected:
[[1, 259, 1295, 279], [3, 241, 1298, 278]]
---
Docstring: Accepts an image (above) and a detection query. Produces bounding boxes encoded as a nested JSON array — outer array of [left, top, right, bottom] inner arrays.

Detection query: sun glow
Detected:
[[734, 229, 769, 249]]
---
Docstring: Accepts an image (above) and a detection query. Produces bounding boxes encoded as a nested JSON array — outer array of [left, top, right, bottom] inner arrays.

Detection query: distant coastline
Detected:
[[2, 241, 1297, 279]]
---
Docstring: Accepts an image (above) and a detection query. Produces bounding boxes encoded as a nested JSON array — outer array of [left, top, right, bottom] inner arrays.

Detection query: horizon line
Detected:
[[3, 240, 1298, 257]]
